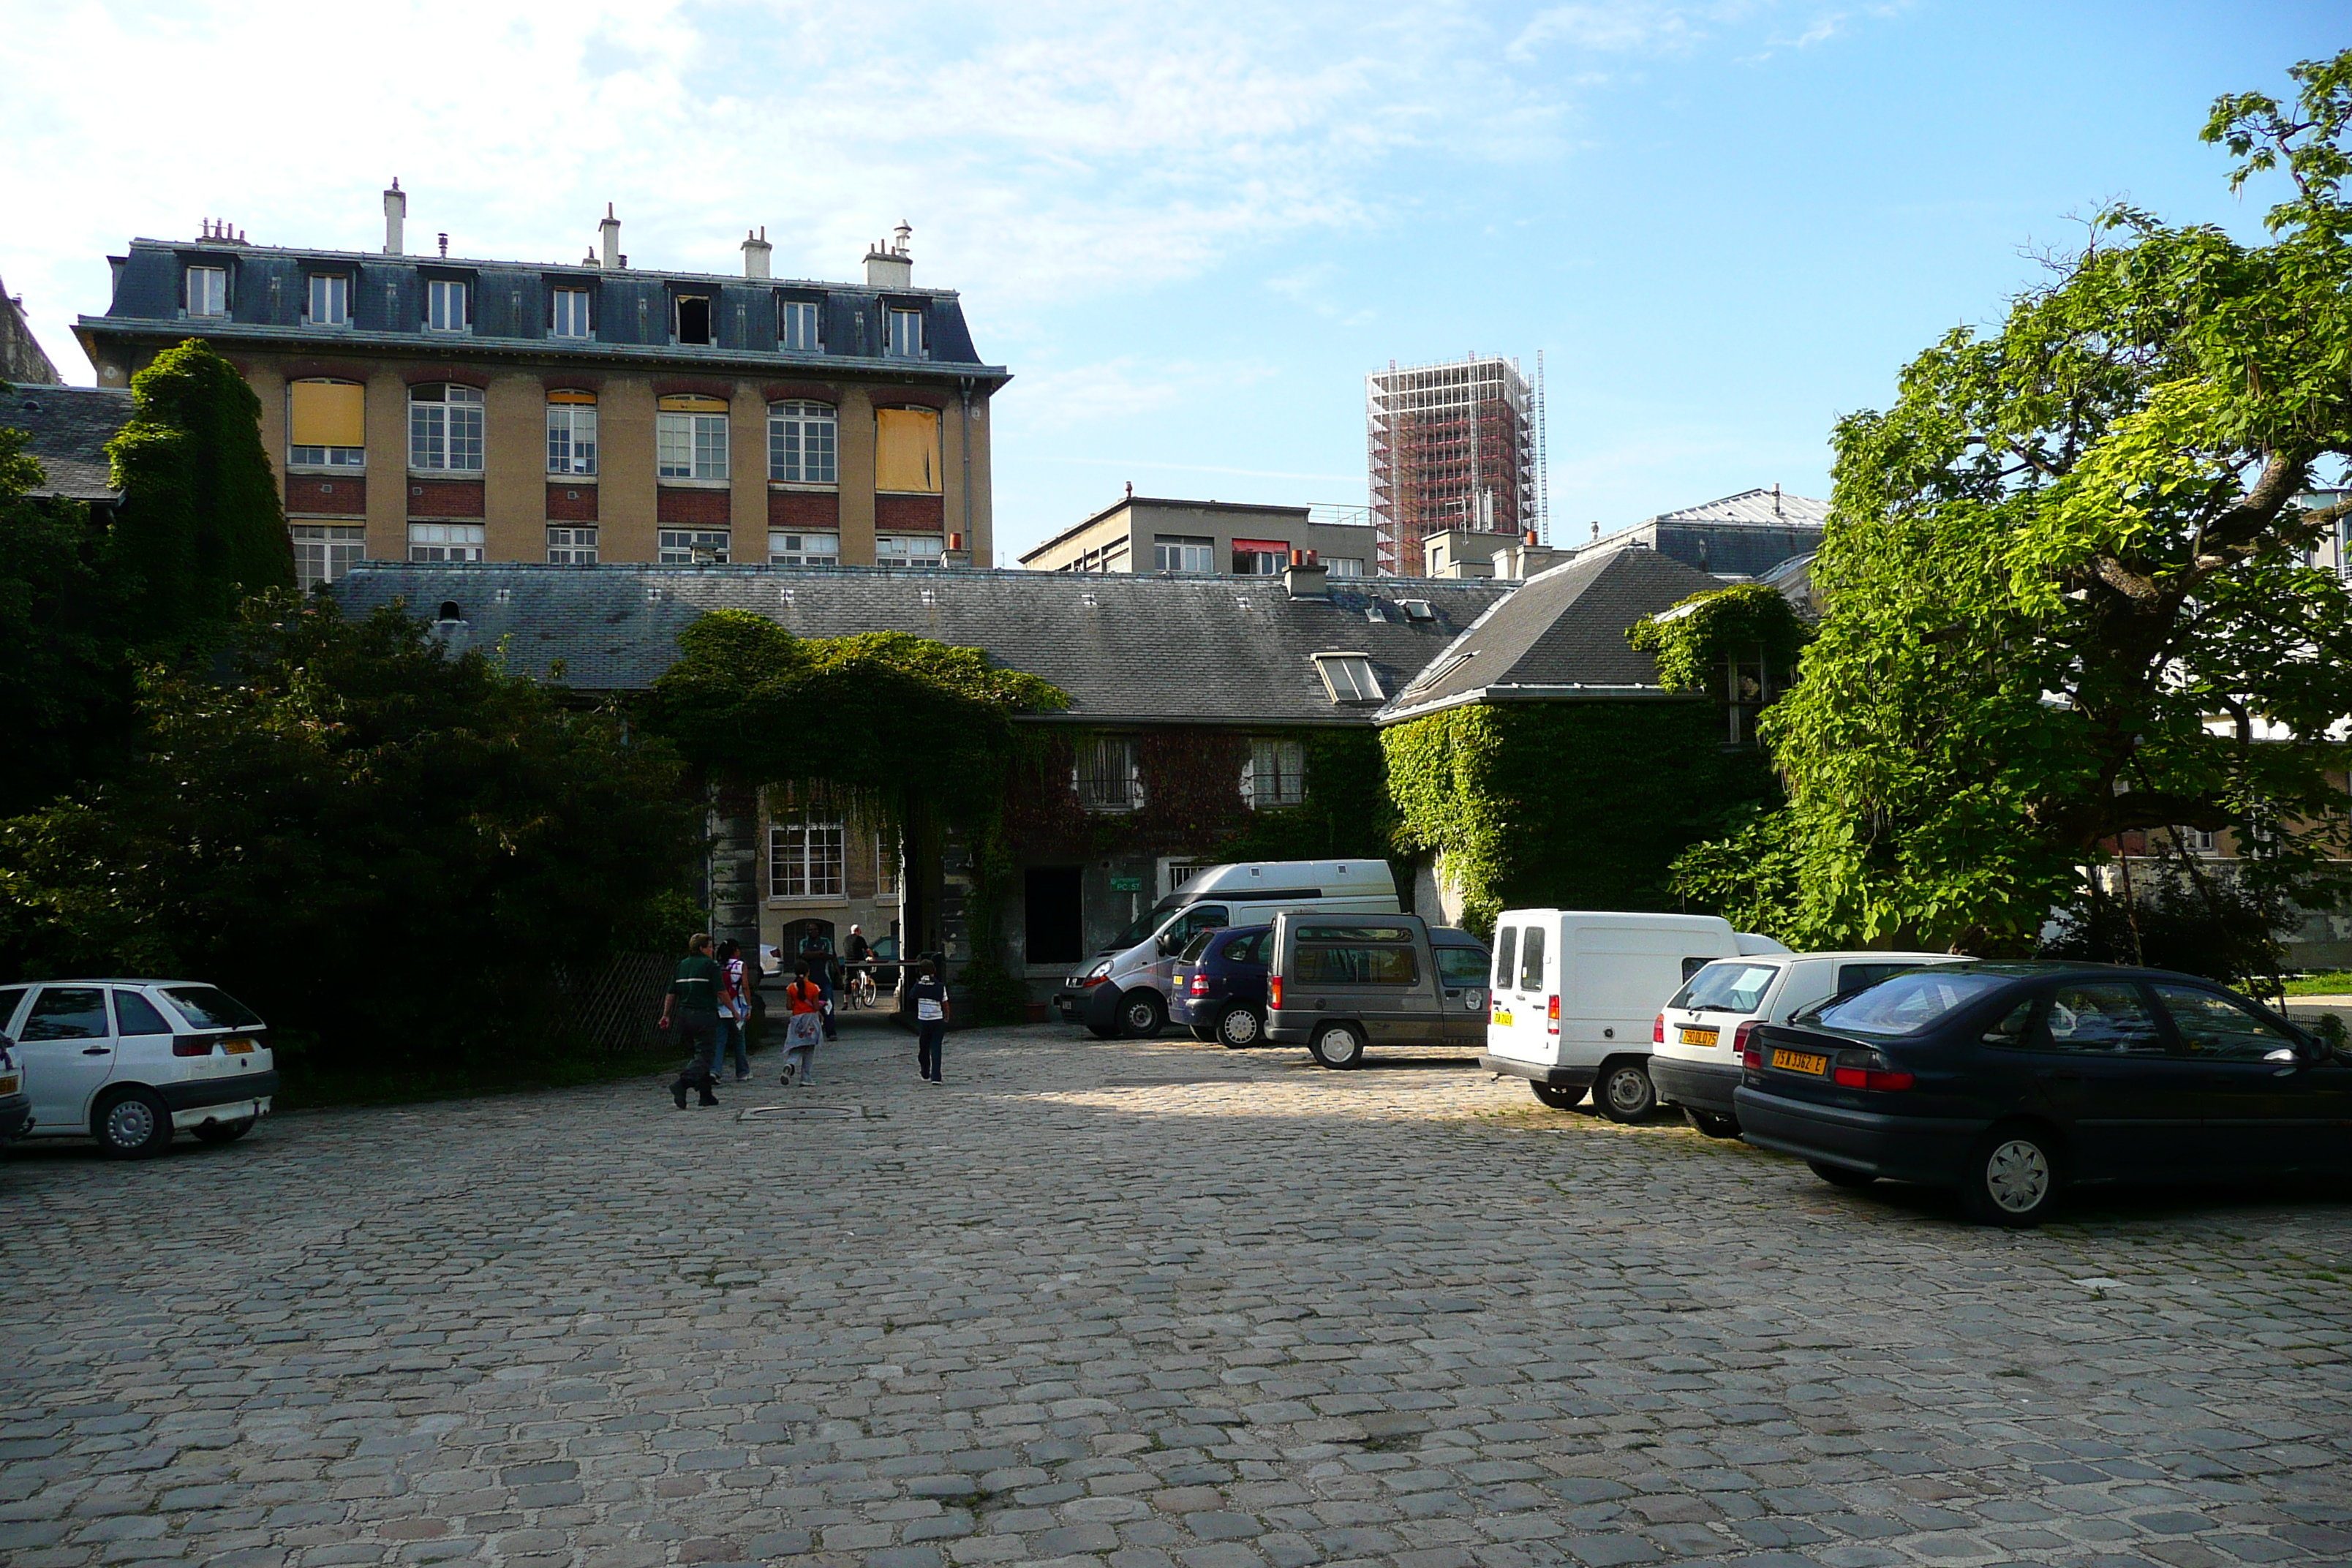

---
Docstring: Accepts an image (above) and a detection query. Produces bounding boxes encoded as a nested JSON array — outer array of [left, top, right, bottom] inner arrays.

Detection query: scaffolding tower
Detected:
[[1366, 353, 1538, 576]]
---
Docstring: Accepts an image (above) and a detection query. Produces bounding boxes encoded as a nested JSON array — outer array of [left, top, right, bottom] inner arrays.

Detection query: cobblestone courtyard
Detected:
[[4, 1021, 2351, 1568]]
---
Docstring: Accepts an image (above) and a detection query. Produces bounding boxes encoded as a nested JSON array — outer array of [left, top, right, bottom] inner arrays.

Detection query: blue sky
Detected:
[[2, 1, 2344, 563]]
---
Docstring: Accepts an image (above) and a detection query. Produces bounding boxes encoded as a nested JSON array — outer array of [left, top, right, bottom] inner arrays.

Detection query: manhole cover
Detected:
[[737, 1104, 864, 1120]]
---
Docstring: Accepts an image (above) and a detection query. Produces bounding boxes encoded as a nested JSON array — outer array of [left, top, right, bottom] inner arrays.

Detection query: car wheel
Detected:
[[1689, 1109, 1742, 1139], [1308, 1022, 1365, 1069], [1807, 1160, 1877, 1188], [93, 1088, 174, 1159], [1596, 1060, 1658, 1123], [192, 1117, 255, 1145], [1961, 1126, 2061, 1228], [1120, 990, 1167, 1039], [1216, 1004, 1264, 1049], [1529, 1082, 1583, 1109]]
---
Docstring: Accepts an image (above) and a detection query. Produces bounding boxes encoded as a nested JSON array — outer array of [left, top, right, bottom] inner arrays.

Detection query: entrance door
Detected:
[[17, 984, 119, 1133], [1024, 867, 1085, 966]]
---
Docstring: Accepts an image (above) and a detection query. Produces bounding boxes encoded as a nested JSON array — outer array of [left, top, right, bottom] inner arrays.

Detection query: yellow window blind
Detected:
[[875, 407, 941, 494], [547, 388, 598, 405], [289, 380, 365, 447], [657, 393, 728, 412]]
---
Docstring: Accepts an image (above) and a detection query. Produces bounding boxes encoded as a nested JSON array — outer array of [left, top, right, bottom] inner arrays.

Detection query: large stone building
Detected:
[[72, 190, 1006, 588], [2, 268, 62, 385]]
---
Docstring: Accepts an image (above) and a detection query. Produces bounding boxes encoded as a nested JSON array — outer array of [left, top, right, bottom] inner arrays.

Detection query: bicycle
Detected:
[[848, 964, 878, 1010]]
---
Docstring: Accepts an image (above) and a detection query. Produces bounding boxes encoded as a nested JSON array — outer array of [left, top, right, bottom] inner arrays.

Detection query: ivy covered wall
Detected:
[[1383, 701, 1780, 936]]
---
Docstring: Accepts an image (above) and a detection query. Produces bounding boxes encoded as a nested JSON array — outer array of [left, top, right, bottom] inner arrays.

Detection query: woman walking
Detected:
[[716, 939, 752, 1082], [779, 962, 826, 1088]]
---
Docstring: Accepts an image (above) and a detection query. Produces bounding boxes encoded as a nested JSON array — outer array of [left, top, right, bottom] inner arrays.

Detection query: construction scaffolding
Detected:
[[1366, 353, 1539, 576]]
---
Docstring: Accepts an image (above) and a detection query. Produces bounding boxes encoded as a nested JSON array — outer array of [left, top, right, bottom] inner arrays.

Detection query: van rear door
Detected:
[[1485, 916, 1555, 1065]]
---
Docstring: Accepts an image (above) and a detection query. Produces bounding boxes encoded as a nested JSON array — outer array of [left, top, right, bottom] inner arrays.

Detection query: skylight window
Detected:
[[1314, 653, 1384, 704]]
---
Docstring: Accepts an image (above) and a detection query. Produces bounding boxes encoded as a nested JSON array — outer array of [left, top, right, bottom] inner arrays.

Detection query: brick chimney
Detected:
[[382, 179, 406, 255], [742, 226, 772, 279]]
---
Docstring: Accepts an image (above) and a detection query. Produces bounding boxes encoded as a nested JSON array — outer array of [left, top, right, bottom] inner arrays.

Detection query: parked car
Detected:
[[1174, 924, 1275, 1047], [1482, 910, 1789, 1122], [0, 981, 276, 1158], [1651, 950, 1966, 1137], [1735, 962, 2352, 1226], [1264, 913, 1492, 1068], [1056, 860, 1402, 1039], [0, 1036, 29, 1147]]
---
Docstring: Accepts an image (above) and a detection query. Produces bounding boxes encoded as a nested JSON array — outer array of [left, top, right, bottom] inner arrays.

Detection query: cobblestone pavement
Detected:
[[5, 1020, 2351, 1568]]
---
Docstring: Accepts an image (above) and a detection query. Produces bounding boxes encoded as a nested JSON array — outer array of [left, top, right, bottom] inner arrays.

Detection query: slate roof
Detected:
[[1375, 543, 1723, 723], [328, 565, 1515, 726], [1577, 486, 1830, 578], [1647, 486, 1830, 529], [1, 383, 135, 500]]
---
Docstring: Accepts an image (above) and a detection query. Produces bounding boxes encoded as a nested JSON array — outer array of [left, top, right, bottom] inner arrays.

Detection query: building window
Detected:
[[307, 274, 350, 326], [875, 407, 940, 493], [769, 530, 840, 566], [1075, 737, 1142, 812], [1313, 653, 1384, 704], [551, 287, 592, 338], [409, 383, 484, 472], [1233, 538, 1288, 575], [768, 401, 837, 486], [547, 525, 599, 564], [1152, 535, 1214, 573], [1242, 739, 1307, 809], [771, 821, 845, 899], [674, 294, 714, 345], [290, 524, 364, 590], [876, 534, 944, 569], [2178, 826, 2218, 855], [657, 528, 730, 564], [288, 379, 365, 468], [1326, 557, 1366, 577], [407, 522, 486, 562], [780, 298, 821, 352], [877, 833, 900, 897], [186, 266, 227, 317], [657, 394, 729, 480], [546, 389, 598, 475], [426, 279, 470, 332], [886, 307, 925, 358]]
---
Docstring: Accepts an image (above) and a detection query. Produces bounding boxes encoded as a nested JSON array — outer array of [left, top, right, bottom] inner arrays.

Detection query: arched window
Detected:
[[288, 378, 364, 468], [409, 382, 483, 472], [546, 388, 598, 475], [768, 400, 837, 486], [656, 393, 728, 480]]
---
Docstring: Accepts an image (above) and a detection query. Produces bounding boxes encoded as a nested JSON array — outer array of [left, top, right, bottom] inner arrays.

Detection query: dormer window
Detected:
[[307, 274, 350, 326], [426, 279, 470, 333], [1313, 653, 1384, 704], [675, 294, 714, 346], [551, 287, 592, 338], [780, 298, 822, 352], [186, 265, 227, 317], [886, 306, 924, 358]]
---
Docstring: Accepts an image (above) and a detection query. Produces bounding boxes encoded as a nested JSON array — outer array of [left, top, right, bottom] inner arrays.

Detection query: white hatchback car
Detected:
[[0, 980, 275, 1158], [1649, 951, 1965, 1138]]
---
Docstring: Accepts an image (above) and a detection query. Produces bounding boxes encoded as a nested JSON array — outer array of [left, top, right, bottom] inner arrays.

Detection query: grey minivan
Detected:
[[1264, 913, 1492, 1068]]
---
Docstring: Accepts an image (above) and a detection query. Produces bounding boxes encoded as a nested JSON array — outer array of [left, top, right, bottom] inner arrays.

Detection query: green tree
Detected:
[[1675, 51, 2352, 960], [0, 595, 698, 1071], [0, 426, 130, 814]]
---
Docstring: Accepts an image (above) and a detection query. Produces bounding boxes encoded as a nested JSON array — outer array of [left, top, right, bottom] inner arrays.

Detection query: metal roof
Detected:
[[1, 383, 135, 500]]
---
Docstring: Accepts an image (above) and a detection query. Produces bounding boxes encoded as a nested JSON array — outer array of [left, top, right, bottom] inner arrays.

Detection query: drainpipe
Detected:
[[960, 379, 975, 564]]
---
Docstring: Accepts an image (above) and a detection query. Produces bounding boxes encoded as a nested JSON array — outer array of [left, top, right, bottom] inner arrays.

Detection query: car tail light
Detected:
[[1653, 1013, 1665, 1044], [1741, 1040, 1763, 1071], [172, 1035, 215, 1058], [1270, 977, 1284, 1009], [1833, 1066, 1915, 1091], [1733, 1021, 1756, 1055], [1547, 995, 1559, 1035]]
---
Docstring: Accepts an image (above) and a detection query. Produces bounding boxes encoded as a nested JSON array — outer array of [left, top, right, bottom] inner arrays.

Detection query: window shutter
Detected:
[[290, 381, 364, 448]]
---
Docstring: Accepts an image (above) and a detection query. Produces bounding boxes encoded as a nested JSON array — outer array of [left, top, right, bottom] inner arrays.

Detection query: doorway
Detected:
[[1024, 867, 1084, 965]]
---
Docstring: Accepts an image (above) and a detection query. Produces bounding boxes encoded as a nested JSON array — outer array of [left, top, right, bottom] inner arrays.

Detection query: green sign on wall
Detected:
[[1109, 875, 1142, 892]]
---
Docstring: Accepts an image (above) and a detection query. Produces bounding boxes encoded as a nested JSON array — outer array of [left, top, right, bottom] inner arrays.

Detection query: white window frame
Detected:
[[1235, 546, 1287, 576], [1075, 736, 1143, 813], [780, 298, 822, 352], [186, 266, 227, 317], [768, 530, 841, 567], [657, 412, 730, 480], [307, 274, 350, 326], [546, 403, 598, 475], [770, 821, 846, 900], [657, 528, 731, 565], [1153, 535, 1215, 573], [1313, 653, 1384, 704], [289, 524, 365, 590], [407, 522, 486, 562], [1326, 557, 1366, 578], [550, 287, 592, 339], [409, 384, 485, 473], [768, 402, 838, 486], [547, 525, 599, 565], [426, 279, 470, 333], [875, 534, 945, 569], [1242, 739, 1307, 810], [886, 306, 924, 358]]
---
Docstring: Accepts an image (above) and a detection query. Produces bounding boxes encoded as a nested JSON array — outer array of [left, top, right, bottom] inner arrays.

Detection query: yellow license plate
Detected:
[[0, 1074, 17, 1094], [224, 1039, 255, 1055], [1678, 1026, 1719, 1047], [1771, 1048, 1828, 1075], [1492, 1010, 1513, 1026]]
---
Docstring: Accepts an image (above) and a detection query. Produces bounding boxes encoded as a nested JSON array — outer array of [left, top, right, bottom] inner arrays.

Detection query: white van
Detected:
[[1650, 951, 1966, 1138], [1055, 860, 1400, 1039], [1480, 910, 1787, 1121]]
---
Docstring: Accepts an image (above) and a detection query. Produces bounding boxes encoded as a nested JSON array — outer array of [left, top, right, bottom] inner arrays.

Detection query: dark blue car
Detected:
[[1735, 961, 2352, 1227], [1172, 924, 1274, 1047]]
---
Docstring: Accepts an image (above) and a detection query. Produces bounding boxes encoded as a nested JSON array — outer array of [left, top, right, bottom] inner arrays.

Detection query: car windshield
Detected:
[[1669, 961, 1781, 1014], [1110, 899, 1183, 951], [1805, 970, 2005, 1036], [161, 986, 264, 1030], [1180, 930, 1218, 962]]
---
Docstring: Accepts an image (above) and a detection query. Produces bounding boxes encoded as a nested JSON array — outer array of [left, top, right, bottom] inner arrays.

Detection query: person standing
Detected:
[[716, 939, 751, 1082], [801, 933, 840, 1041], [843, 924, 872, 1009], [910, 960, 949, 1085], [662, 933, 724, 1109], [780, 962, 826, 1088]]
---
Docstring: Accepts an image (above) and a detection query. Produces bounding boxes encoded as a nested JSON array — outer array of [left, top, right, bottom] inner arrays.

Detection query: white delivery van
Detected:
[[1055, 860, 1400, 1039], [1480, 909, 1787, 1122], [1651, 950, 1967, 1138]]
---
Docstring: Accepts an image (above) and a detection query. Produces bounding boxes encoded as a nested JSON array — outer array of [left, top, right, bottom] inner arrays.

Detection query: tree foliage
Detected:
[[0, 596, 698, 1070], [1675, 52, 2352, 960], [0, 426, 129, 815], [1628, 583, 1814, 694]]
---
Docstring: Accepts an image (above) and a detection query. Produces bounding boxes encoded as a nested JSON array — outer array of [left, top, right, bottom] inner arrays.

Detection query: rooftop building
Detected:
[[1018, 493, 1376, 577], [1367, 354, 1539, 576]]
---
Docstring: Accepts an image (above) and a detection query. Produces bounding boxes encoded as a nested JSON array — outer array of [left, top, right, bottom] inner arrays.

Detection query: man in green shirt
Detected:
[[663, 933, 725, 1109]]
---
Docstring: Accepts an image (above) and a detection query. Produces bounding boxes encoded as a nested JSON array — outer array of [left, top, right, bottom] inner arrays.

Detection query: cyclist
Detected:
[[843, 924, 873, 1009]]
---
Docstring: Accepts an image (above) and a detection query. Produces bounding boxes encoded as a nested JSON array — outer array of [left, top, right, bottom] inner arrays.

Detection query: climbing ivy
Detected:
[[1383, 702, 1779, 936], [1627, 583, 1814, 694]]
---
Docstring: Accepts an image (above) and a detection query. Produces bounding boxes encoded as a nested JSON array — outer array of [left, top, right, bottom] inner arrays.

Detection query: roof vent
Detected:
[[1398, 599, 1436, 622], [1365, 603, 1388, 623], [494, 588, 513, 604], [435, 600, 463, 623], [779, 587, 795, 605]]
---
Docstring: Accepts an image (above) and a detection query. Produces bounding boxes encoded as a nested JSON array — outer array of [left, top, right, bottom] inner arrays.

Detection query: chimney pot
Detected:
[[437, 232, 448, 257], [600, 205, 622, 270], [741, 226, 774, 279], [382, 181, 407, 255]]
